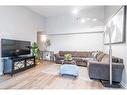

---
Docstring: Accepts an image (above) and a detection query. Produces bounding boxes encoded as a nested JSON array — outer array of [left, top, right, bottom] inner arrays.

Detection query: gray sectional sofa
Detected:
[[54, 51, 92, 67], [54, 51, 124, 83], [88, 52, 124, 83]]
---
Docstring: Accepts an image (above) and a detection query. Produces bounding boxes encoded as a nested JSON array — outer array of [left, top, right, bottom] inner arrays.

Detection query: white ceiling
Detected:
[[28, 6, 105, 19], [28, 6, 73, 17]]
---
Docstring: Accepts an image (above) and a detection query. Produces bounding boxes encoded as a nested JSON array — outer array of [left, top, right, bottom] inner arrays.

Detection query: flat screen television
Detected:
[[1, 39, 31, 57]]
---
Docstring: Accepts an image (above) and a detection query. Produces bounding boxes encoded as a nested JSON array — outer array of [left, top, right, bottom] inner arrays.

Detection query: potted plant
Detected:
[[64, 54, 72, 61], [31, 42, 41, 64]]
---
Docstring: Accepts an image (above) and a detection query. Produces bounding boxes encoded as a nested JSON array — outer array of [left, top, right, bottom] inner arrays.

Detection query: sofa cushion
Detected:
[[73, 57, 83, 61], [96, 51, 103, 57], [100, 54, 123, 63], [76, 52, 91, 57], [57, 56, 64, 60], [92, 51, 99, 60], [112, 57, 123, 63], [59, 51, 76, 57], [59, 51, 66, 56], [92, 51, 103, 59], [59, 51, 92, 57], [54, 53, 60, 58]]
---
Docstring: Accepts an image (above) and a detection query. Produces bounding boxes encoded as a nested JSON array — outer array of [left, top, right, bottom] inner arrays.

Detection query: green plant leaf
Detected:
[[31, 42, 41, 60]]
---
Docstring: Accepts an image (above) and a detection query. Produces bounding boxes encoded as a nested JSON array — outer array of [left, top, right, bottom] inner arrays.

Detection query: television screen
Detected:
[[1, 39, 31, 57]]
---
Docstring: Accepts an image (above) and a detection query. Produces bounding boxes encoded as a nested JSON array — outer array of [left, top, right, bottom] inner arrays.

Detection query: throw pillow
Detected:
[[101, 54, 109, 63], [92, 51, 99, 60], [97, 53, 105, 62]]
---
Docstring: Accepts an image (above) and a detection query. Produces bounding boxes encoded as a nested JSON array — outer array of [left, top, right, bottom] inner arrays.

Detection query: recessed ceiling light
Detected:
[[92, 18, 97, 21], [80, 18, 85, 23], [72, 9, 78, 15]]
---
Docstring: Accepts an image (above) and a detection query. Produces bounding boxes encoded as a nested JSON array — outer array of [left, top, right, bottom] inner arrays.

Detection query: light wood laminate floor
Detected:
[[0, 61, 104, 89]]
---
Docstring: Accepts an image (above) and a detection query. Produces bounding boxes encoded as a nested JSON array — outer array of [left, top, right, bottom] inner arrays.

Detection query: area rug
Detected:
[[41, 64, 60, 75], [41, 64, 92, 81]]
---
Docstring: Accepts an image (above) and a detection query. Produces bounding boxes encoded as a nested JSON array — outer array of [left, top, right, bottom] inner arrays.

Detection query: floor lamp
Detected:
[[101, 30, 121, 88]]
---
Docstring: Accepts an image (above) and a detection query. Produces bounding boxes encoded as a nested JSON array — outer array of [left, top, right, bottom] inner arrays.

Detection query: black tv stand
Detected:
[[10, 56, 21, 59], [3, 55, 36, 76]]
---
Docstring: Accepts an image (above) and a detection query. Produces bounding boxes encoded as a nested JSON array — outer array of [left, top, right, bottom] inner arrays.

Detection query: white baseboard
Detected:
[[121, 81, 127, 89]]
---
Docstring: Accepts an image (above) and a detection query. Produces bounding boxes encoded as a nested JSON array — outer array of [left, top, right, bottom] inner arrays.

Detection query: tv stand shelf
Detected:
[[3, 56, 35, 76]]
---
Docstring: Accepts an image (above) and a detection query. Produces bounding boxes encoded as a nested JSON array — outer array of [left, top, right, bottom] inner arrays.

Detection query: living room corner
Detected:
[[0, 5, 127, 89], [103, 6, 127, 88], [36, 6, 127, 88]]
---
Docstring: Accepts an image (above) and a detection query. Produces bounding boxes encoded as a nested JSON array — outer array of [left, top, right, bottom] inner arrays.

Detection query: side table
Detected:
[[41, 51, 54, 61]]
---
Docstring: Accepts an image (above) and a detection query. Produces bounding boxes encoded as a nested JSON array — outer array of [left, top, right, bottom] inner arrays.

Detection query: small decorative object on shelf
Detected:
[[42, 51, 54, 61], [64, 54, 72, 61]]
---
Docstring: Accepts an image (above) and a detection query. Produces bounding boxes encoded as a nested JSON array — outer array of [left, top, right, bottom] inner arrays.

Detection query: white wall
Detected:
[[48, 33, 104, 53], [45, 7, 105, 35], [104, 6, 127, 88], [44, 7, 105, 35], [45, 9, 105, 53], [45, 15, 104, 35], [0, 6, 45, 75]]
